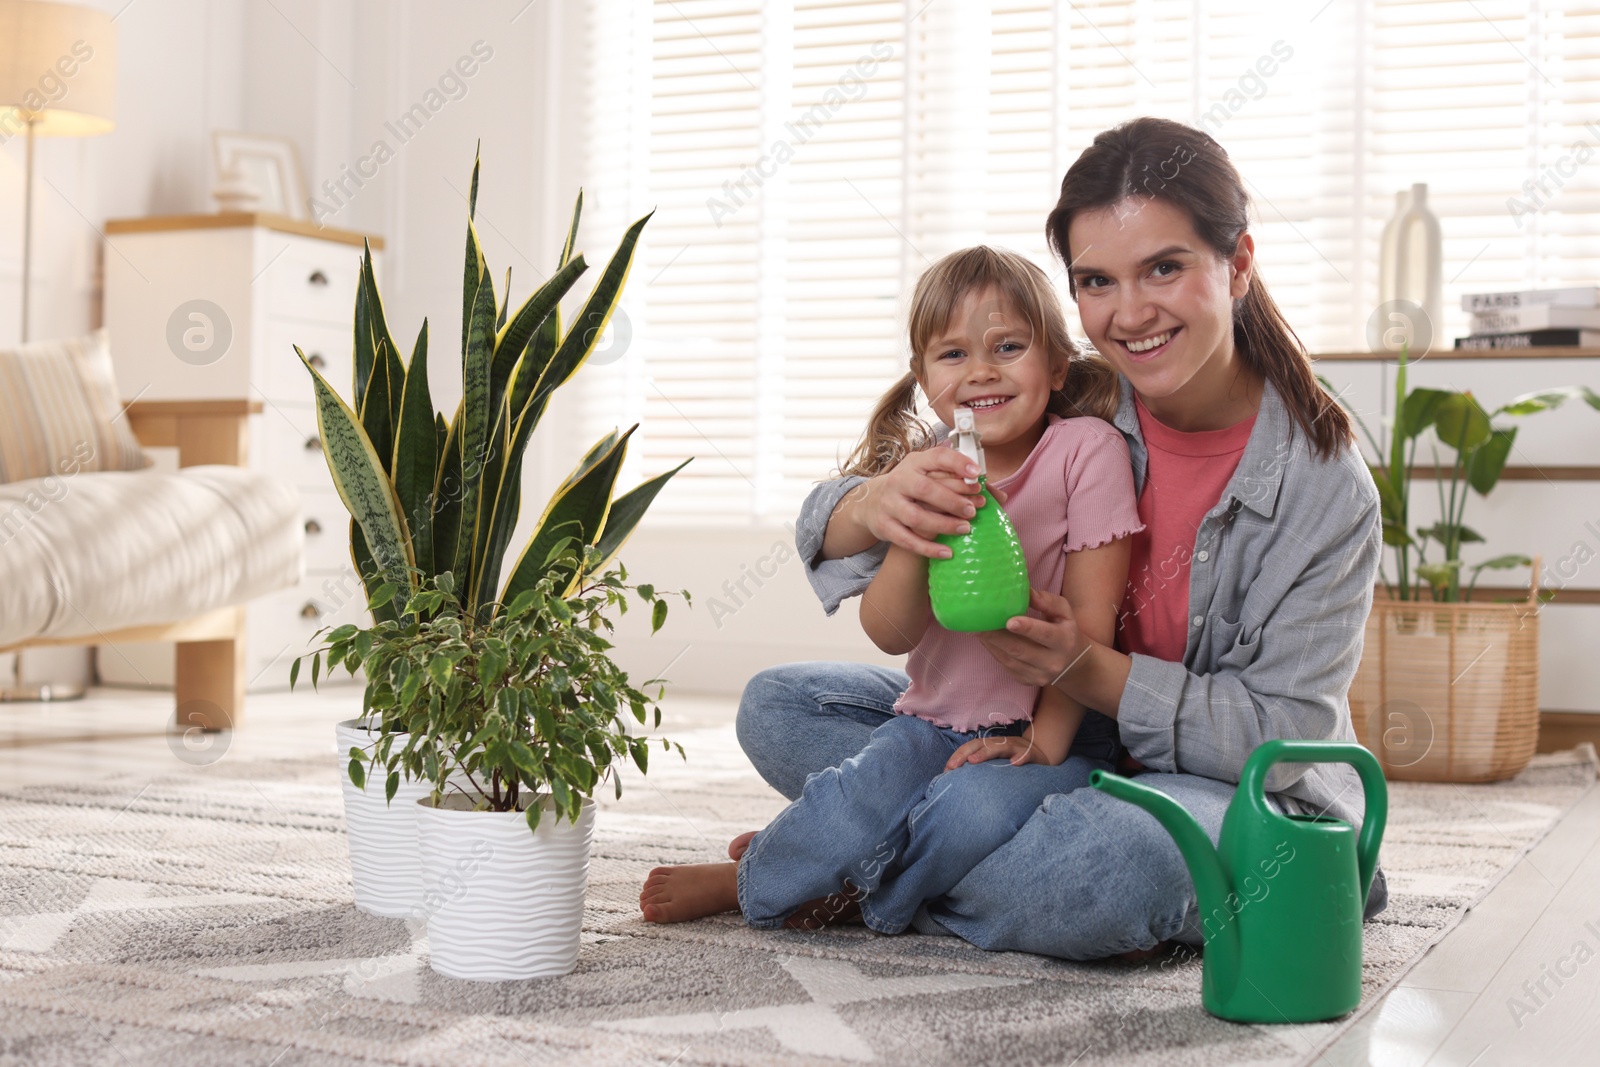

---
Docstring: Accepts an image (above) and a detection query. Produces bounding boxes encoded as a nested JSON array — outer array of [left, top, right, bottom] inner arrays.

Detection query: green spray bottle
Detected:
[[927, 405, 1030, 632]]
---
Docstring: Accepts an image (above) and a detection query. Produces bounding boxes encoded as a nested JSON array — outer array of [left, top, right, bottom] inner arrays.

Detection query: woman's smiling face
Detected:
[[1066, 197, 1253, 416]]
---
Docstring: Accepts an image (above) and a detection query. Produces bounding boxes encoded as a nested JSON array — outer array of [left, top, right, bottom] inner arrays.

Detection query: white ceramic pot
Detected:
[[335, 718, 432, 918], [415, 793, 595, 981]]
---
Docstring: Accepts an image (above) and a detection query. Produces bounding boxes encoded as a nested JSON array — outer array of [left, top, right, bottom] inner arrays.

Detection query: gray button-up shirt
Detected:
[[795, 373, 1382, 828]]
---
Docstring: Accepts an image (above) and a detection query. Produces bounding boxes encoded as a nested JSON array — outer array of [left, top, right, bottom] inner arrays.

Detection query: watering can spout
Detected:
[[1090, 770, 1240, 990]]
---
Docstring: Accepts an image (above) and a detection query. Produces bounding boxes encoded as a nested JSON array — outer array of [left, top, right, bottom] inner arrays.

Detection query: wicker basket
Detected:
[[1349, 556, 1541, 783]]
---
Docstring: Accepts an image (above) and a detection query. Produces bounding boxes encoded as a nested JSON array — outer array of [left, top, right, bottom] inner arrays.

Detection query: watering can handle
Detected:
[[1238, 739, 1388, 905]]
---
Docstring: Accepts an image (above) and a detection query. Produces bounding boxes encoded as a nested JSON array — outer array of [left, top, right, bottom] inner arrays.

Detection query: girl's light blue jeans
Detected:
[[735, 711, 1117, 933], [735, 661, 1388, 959]]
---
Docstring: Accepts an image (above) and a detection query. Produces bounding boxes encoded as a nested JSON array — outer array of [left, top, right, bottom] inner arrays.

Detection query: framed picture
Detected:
[[212, 131, 308, 220]]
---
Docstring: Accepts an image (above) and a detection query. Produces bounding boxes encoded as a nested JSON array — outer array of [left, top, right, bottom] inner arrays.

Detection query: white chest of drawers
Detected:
[[103, 213, 379, 691]]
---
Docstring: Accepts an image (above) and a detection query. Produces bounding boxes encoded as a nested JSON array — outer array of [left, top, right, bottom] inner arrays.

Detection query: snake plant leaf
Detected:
[[393, 320, 437, 579], [298, 345, 414, 610], [350, 519, 399, 625], [359, 340, 395, 477], [472, 428, 624, 604], [468, 142, 480, 217], [452, 268, 498, 599], [491, 256, 587, 418], [1433, 392, 1493, 453], [530, 211, 653, 414], [353, 257, 374, 409], [467, 403, 519, 613], [501, 427, 636, 608], [364, 244, 403, 427], [494, 211, 649, 494], [496, 266, 511, 333], [504, 194, 584, 422], [1467, 426, 1516, 495], [432, 400, 463, 581], [475, 251, 607, 605], [592, 458, 692, 574], [462, 166, 486, 358], [560, 189, 582, 266]]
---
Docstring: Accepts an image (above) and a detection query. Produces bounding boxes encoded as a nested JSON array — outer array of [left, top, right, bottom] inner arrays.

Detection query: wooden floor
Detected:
[[0, 687, 1594, 1066]]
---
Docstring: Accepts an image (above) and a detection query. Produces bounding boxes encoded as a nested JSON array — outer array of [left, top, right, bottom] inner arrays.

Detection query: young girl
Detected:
[[639, 246, 1143, 931]]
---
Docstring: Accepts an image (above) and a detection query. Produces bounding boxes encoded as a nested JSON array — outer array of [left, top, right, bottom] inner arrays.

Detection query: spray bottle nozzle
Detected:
[[951, 405, 984, 485]]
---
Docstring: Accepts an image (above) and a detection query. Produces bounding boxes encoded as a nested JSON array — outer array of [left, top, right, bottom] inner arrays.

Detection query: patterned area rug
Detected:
[[0, 722, 1593, 1067]]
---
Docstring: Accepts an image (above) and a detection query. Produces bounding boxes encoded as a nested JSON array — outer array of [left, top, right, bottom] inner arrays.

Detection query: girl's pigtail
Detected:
[[837, 371, 933, 479]]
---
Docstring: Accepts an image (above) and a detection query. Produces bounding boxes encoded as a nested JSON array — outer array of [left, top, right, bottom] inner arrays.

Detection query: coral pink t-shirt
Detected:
[[1116, 393, 1258, 662], [893, 415, 1144, 732]]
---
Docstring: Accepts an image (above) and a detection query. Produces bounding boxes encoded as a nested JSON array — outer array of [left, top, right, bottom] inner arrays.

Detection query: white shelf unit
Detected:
[[102, 214, 378, 692]]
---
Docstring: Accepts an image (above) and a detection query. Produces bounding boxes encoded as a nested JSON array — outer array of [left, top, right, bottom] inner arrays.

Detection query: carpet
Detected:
[[0, 721, 1592, 1067]]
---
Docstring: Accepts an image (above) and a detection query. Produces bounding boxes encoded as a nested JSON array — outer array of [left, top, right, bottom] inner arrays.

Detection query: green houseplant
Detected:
[[1321, 344, 1599, 602], [1320, 345, 1598, 782], [292, 151, 691, 977]]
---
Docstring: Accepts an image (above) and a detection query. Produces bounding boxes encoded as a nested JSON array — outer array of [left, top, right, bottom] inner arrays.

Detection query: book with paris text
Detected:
[[1461, 286, 1600, 313]]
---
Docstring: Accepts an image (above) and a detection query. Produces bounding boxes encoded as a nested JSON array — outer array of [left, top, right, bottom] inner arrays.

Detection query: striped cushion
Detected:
[[0, 330, 147, 484]]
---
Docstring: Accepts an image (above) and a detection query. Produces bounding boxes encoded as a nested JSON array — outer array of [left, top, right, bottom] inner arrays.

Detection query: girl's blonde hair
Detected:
[[838, 245, 1121, 478]]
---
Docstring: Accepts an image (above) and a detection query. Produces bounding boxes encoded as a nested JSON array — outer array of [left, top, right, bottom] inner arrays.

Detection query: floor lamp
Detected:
[[0, 0, 116, 701]]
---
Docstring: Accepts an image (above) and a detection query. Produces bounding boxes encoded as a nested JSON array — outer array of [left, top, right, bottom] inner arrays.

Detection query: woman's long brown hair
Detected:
[[1045, 116, 1352, 461]]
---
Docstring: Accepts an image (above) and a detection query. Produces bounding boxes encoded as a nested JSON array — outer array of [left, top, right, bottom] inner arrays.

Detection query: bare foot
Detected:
[[728, 830, 757, 861], [640, 863, 739, 923]]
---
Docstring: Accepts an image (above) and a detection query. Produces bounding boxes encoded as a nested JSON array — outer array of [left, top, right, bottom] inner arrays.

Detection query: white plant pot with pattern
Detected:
[[335, 718, 432, 918], [415, 793, 595, 980]]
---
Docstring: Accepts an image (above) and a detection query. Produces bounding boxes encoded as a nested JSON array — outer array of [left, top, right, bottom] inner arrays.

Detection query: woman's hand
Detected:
[[977, 587, 1089, 689], [836, 447, 1009, 560], [944, 732, 1060, 770]]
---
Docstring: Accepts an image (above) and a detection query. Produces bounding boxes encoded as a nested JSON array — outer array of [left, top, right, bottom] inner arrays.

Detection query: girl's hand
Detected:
[[944, 732, 1059, 770], [851, 447, 1009, 559], [977, 587, 1088, 689]]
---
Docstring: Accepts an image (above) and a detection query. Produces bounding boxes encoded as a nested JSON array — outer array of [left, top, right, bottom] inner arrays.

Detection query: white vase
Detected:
[[415, 794, 595, 981], [335, 718, 432, 919], [1373, 184, 1443, 353]]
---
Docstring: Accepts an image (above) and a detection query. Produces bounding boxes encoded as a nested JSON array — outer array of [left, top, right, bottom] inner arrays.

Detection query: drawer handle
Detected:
[[304, 518, 322, 535], [308, 269, 329, 287], [308, 352, 327, 369], [300, 601, 321, 620], [304, 435, 322, 453]]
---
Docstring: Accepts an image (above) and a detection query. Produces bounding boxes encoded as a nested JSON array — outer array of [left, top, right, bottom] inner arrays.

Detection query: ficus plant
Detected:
[[300, 551, 686, 830], [289, 148, 693, 830], [1321, 344, 1600, 602]]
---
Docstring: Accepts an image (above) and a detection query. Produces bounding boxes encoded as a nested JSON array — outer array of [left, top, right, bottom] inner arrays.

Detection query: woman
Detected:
[[678, 116, 1387, 958]]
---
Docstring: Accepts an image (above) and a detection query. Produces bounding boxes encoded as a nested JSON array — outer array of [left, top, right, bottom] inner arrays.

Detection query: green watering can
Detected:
[[1090, 740, 1387, 1023], [928, 405, 1029, 632]]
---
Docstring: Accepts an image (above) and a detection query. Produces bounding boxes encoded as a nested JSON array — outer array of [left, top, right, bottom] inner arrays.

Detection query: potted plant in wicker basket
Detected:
[[293, 151, 691, 975], [1321, 347, 1598, 782]]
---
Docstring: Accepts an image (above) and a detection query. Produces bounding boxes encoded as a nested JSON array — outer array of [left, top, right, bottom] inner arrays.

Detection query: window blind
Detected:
[[578, 0, 1600, 524]]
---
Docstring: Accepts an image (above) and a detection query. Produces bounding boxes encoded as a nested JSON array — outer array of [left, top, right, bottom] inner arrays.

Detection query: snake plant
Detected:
[[295, 151, 689, 626]]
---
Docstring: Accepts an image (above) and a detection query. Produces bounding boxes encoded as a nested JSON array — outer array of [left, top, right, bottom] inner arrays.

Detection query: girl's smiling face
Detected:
[[913, 285, 1065, 459], [1066, 196, 1254, 423]]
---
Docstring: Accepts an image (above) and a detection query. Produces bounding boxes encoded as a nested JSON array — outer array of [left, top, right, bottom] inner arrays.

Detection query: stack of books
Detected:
[[1456, 287, 1600, 350]]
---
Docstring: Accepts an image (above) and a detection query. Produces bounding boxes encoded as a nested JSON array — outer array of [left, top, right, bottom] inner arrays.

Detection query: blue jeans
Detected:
[[736, 661, 1389, 959], [736, 712, 1117, 932]]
